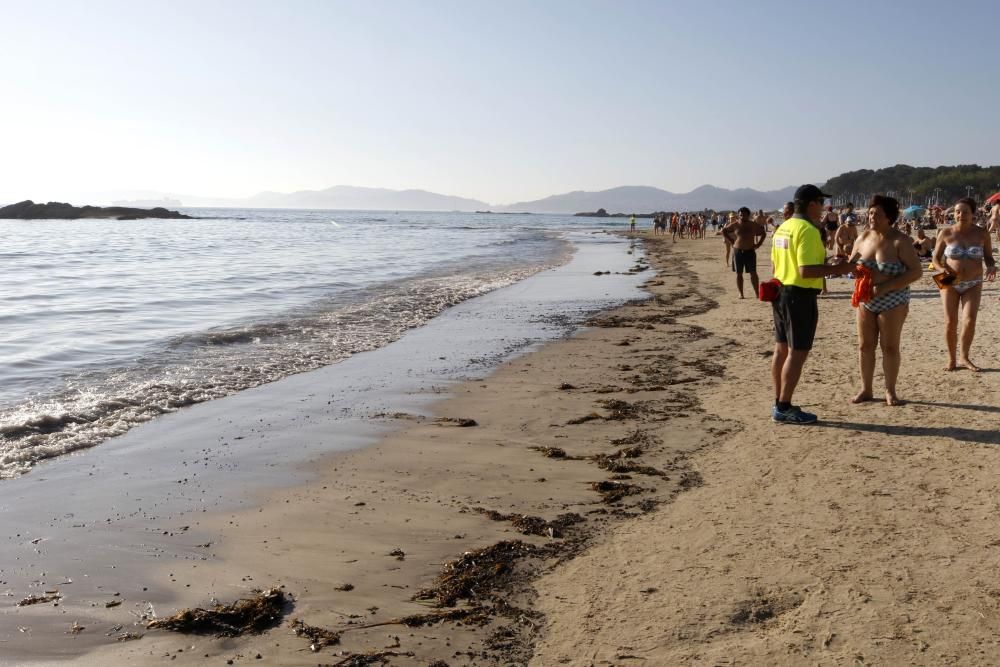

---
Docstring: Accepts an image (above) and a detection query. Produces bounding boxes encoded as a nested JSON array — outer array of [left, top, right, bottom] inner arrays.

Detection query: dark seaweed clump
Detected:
[[146, 588, 288, 636], [413, 541, 545, 607]]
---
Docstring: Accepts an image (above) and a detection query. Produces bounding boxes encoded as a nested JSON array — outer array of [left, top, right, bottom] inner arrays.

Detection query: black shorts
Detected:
[[772, 285, 820, 351], [731, 248, 757, 274]]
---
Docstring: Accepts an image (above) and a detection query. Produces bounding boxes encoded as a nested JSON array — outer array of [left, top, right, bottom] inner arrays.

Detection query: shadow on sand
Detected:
[[904, 400, 1000, 413], [816, 419, 1000, 446]]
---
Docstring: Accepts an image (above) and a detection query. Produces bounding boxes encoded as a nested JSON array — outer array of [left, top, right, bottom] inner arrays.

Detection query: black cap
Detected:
[[794, 184, 832, 202]]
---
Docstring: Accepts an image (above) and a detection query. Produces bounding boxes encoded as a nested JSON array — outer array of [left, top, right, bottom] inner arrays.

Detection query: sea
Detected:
[[0, 208, 631, 479]]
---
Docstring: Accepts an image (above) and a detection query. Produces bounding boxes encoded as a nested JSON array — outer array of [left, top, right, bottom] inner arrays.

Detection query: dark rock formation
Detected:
[[574, 208, 610, 217], [0, 200, 193, 220]]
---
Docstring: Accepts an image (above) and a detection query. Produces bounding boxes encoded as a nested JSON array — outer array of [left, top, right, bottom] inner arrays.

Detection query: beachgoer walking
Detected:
[[932, 197, 997, 372], [822, 206, 838, 250], [847, 196, 922, 406], [781, 201, 794, 222], [629, 214, 636, 233], [722, 212, 734, 265], [722, 206, 766, 299], [840, 202, 857, 226], [770, 185, 854, 424], [988, 203, 1000, 244]]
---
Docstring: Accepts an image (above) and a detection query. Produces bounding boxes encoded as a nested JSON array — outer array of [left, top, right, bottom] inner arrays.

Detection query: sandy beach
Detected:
[[7, 3, 999, 665], [533, 233, 1000, 666], [9, 229, 1000, 666]]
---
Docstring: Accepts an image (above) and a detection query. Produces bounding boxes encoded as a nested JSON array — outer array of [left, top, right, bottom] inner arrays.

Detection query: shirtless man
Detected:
[[834, 214, 859, 258], [913, 228, 934, 258], [722, 206, 767, 298]]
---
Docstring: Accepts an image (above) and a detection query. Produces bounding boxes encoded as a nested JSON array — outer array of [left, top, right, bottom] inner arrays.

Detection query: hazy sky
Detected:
[[2, 0, 997, 205]]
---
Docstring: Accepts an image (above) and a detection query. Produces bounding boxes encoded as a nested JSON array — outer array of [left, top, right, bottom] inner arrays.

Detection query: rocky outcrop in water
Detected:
[[0, 200, 193, 220]]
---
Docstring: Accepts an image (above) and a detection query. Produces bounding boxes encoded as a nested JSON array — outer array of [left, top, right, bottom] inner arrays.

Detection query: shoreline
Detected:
[[0, 231, 650, 664], [67, 233, 730, 666]]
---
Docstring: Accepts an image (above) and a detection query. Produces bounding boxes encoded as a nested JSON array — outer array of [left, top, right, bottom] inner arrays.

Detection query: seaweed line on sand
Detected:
[[413, 540, 553, 608], [470, 507, 586, 538]]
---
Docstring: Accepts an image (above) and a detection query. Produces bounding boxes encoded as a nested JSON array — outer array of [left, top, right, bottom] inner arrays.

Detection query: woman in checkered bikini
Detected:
[[847, 195, 923, 406]]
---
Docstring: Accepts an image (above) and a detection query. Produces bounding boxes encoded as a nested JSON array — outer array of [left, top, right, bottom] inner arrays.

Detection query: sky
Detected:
[[1, 0, 998, 205]]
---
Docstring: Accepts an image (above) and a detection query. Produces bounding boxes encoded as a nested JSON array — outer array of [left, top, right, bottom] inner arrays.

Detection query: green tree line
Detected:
[[824, 164, 1000, 207]]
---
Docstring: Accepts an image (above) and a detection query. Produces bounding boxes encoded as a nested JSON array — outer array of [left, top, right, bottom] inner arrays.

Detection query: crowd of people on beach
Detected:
[[628, 189, 1000, 424], [647, 212, 715, 239]]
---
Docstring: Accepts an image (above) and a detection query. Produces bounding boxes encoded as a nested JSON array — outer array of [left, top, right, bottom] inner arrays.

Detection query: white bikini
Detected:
[[944, 244, 985, 294]]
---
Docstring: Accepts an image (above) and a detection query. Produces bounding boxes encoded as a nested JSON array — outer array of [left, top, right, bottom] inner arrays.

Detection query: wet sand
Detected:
[[61, 234, 724, 666], [1, 232, 650, 664], [11, 230, 1000, 665]]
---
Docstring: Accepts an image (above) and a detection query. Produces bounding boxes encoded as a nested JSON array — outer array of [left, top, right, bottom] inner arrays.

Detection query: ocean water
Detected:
[[0, 208, 625, 478]]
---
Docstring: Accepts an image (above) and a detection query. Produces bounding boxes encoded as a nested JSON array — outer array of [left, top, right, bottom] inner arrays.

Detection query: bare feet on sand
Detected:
[[851, 390, 874, 404], [885, 391, 904, 406], [947, 359, 982, 372], [960, 357, 982, 372]]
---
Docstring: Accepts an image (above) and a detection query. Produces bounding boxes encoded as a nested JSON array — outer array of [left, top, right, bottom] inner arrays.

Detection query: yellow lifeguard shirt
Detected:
[[771, 216, 825, 289]]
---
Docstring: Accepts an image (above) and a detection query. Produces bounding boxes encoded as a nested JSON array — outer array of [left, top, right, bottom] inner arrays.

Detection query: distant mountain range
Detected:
[[25, 183, 802, 213], [242, 183, 799, 213], [499, 184, 800, 214], [244, 185, 490, 212]]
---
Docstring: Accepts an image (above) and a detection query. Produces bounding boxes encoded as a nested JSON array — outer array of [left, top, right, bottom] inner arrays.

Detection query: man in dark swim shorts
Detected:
[[722, 206, 766, 298]]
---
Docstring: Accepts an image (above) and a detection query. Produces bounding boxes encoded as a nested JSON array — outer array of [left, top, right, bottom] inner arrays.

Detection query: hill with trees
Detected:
[[824, 164, 1000, 207]]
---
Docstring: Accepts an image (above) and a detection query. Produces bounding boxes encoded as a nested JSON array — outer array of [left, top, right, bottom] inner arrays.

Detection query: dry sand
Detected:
[[65, 231, 1000, 666], [533, 234, 1000, 666]]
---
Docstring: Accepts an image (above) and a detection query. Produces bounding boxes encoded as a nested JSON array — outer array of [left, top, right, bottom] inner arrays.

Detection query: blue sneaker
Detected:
[[772, 405, 818, 424]]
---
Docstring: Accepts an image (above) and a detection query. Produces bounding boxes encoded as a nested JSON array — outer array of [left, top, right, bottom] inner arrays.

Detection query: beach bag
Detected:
[[758, 278, 781, 302], [932, 271, 956, 290], [851, 265, 873, 308]]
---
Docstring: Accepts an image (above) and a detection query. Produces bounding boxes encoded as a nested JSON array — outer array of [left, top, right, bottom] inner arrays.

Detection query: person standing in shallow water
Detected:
[[722, 207, 766, 298], [932, 197, 997, 372], [770, 185, 854, 424], [847, 195, 922, 406]]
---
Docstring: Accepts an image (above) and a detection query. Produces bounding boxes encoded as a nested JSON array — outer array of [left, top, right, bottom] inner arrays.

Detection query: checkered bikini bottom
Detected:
[[859, 259, 910, 314]]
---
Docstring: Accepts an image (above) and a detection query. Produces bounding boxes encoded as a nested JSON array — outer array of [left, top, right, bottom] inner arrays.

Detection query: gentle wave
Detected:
[[0, 264, 554, 479]]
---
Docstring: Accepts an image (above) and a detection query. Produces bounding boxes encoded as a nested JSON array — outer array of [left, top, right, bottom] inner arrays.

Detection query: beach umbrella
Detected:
[[902, 205, 926, 219], [986, 192, 1000, 205]]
